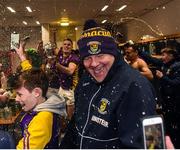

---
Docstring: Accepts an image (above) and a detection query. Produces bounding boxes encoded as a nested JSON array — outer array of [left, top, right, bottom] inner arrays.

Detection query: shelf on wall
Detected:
[[138, 33, 180, 43]]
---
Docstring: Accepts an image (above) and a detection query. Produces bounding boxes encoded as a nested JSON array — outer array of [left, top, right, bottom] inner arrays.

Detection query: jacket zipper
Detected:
[[80, 85, 101, 149]]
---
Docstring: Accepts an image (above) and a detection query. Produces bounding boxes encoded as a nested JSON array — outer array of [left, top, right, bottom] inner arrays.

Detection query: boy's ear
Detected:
[[32, 88, 41, 97]]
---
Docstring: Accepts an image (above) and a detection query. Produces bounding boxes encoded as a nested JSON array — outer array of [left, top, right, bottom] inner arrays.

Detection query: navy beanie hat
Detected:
[[77, 26, 118, 59]]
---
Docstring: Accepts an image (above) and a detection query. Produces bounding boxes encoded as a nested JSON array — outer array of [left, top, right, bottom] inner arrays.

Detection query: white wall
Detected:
[[126, 0, 180, 41]]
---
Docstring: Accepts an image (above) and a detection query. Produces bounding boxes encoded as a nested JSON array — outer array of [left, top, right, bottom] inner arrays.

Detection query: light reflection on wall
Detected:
[[120, 17, 164, 36]]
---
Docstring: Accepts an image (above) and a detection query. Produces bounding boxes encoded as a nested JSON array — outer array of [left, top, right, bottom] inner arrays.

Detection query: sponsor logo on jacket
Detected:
[[91, 115, 109, 128]]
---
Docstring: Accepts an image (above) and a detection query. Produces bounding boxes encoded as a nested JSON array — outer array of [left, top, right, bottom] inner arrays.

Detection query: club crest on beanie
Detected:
[[77, 27, 118, 59]]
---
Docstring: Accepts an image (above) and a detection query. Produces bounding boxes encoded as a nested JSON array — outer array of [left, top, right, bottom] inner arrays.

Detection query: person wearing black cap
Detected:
[[138, 47, 180, 148], [60, 20, 156, 149], [154, 48, 180, 148]]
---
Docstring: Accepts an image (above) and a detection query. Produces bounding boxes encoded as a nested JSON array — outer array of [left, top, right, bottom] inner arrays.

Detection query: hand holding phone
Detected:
[[11, 34, 30, 51], [14, 36, 30, 61], [142, 115, 165, 149]]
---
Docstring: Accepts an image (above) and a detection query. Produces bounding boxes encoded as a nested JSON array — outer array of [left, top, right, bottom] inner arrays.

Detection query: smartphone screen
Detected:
[[142, 116, 165, 149], [11, 33, 20, 50]]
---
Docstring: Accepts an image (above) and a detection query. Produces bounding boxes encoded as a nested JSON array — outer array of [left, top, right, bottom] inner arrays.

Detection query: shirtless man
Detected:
[[124, 45, 153, 80]]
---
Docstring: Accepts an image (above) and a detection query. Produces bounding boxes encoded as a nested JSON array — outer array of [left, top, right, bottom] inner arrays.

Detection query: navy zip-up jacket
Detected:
[[60, 55, 156, 149], [139, 51, 180, 112]]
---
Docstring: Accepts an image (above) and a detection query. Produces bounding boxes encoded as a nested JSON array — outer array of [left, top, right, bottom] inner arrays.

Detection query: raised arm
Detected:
[[56, 62, 77, 75], [15, 43, 32, 71]]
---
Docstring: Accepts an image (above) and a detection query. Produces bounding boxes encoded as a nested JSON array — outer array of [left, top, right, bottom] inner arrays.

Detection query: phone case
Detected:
[[142, 115, 166, 149]]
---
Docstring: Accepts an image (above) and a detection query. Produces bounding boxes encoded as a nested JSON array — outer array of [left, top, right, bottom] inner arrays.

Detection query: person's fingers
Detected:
[[165, 136, 174, 149], [155, 70, 159, 76], [156, 70, 160, 73], [15, 43, 24, 53]]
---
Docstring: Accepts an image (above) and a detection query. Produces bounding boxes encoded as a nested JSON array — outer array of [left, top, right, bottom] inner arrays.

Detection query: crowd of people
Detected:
[[0, 19, 178, 149]]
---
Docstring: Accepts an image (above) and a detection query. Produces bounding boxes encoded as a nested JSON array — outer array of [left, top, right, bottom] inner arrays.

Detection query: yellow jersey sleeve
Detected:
[[21, 60, 32, 71], [16, 111, 53, 149]]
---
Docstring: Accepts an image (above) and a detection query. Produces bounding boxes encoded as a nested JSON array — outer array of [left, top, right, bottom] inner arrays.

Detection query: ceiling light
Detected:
[[60, 22, 69, 26], [60, 17, 69, 26], [26, 6, 32, 12], [23, 21, 27, 25], [36, 21, 40, 25], [7, 7, 16, 13], [116, 5, 127, 12], [75, 27, 78, 30], [101, 20, 107, 24], [101, 5, 109, 11]]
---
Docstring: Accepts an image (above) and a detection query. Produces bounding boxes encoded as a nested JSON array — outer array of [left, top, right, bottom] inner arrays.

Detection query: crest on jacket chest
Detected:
[[98, 98, 110, 115]]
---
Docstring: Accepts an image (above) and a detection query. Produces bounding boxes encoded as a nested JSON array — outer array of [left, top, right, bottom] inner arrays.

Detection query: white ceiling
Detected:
[[0, 0, 173, 27]]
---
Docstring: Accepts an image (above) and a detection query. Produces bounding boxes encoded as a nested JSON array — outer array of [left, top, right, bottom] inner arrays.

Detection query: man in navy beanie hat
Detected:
[[78, 25, 118, 60], [60, 20, 157, 149]]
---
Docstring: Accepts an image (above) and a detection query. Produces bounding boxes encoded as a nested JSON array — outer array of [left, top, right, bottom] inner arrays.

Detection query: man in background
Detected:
[[56, 38, 80, 119], [124, 43, 153, 80]]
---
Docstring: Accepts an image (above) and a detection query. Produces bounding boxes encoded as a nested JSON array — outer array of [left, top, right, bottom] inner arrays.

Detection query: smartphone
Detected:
[[10, 33, 20, 50], [10, 34, 30, 51], [142, 115, 165, 149]]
